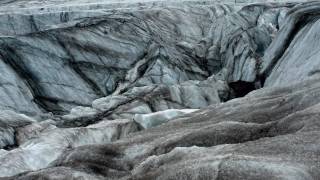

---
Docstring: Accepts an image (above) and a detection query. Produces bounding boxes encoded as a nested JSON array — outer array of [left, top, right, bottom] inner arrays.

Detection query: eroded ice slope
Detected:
[[0, 0, 299, 116], [0, 0, 319, 180]]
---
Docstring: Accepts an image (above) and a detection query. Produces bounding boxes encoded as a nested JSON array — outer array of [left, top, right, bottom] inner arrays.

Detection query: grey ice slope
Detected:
[[0, 0, 319, 180], [0, 1, 288, 115]]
